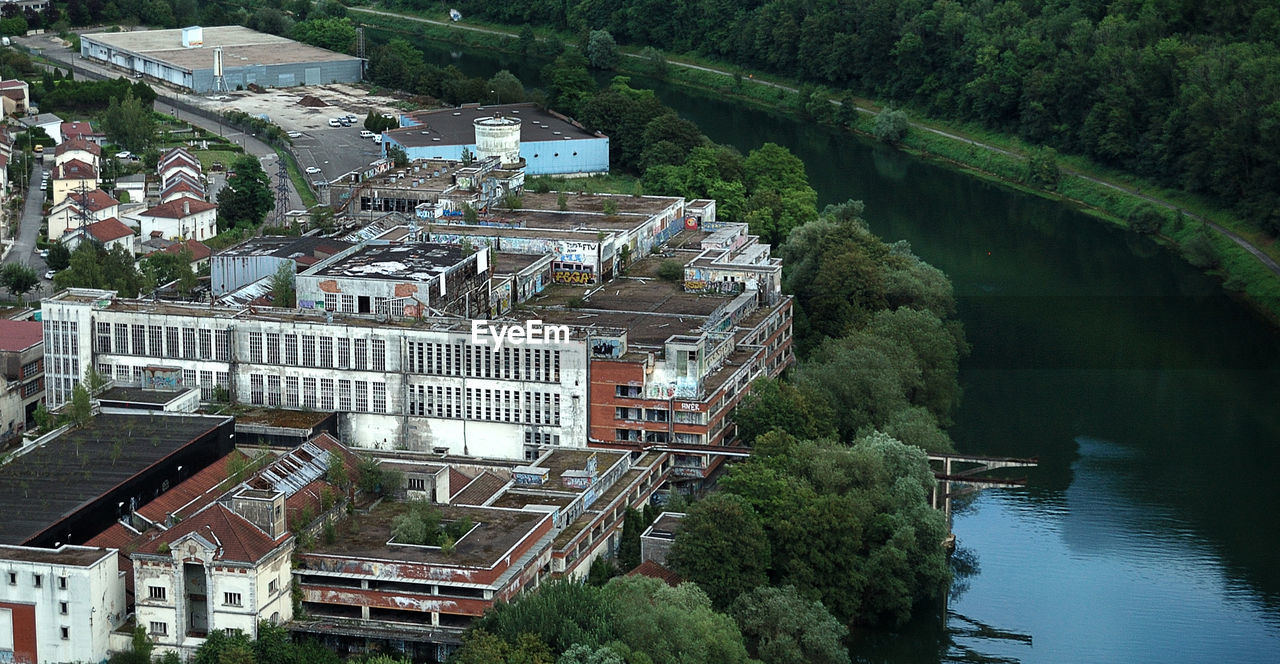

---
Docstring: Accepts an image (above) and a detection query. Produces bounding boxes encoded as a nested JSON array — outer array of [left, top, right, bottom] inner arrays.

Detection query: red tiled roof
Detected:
[[160, 154, 200, 173], [141, 197, 217, 218], [135, 504, 289, 564], [53, 159, 97, 180], [161, 180, 204, 198], [449, 468, 472, 499], [626, 560, 683, 587], [136, 450, 247, 523], [55, 137, 101, 157], [163, 239, 212, 261], [0, 154, 7, 169], [61, 121, 102, 138], [73, 189, 118, 212], [0, 80, 27, 90], [0, 320, 41, 352], [85, 217, 133, 243], [452, 471, 508, 506]]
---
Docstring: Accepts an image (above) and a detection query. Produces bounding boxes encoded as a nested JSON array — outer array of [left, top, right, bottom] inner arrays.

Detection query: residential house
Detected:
[[0, 79, 31, 116], [50, 159, 98, 206], [18, 113, 63, 146], [54, 138, 101, 170], [135, 198, 218, 243], [63, 217, 135, 255], [48, 189, 119, 242], [60, 121, 105, 147], [163, 239, 212, 272]]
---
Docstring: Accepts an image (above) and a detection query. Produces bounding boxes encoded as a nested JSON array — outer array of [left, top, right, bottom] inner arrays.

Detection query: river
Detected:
[[399, 36, 1280, 663]]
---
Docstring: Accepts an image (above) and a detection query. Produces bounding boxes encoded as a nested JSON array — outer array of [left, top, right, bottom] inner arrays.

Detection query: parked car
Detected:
[[305, 166, 322, 175], [287, 131, 302, 138], [44, 270, 55, 280], [327, 118, 341, 127], [114, 151, 133, 159], [373, 135, 383, 145], [345, 115, 359, 123], [359, 130, 374, 139], [38, 249, 48, 258], [338, 118, 352, 127]]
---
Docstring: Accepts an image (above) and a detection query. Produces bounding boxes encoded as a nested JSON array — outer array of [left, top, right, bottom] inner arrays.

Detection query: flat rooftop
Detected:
[[387, 102, 598, 148], [0, 413, 228, 545], [492, 251, 546, 274], [308, 243, 466, 281], [520, 192, 681, 216], [0, 544, 114, 567], [217, 235, 353, 260], [98, 386, 195, 405], [305, 501, 547, 569], [82, 26, 360, 71]]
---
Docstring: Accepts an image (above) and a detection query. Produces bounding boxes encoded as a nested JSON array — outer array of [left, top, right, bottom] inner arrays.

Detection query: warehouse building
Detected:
[[382, 103, 608, 176], [80, 26, 363, 94]]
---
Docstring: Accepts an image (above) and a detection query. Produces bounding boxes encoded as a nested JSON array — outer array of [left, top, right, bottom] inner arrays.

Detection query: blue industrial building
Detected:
[[381, 103, 609, 176]]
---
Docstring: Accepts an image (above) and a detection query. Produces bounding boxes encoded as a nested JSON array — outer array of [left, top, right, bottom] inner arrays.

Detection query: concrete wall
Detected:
[[0, 546, 126, 664], [211, 255, 291, 296]]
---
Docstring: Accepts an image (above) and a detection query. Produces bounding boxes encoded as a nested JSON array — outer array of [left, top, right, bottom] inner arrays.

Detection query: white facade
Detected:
[[0, 545, 127, 664], [42, 292, 589, 459], [48, 198, 120, 242], [133, 523, 292, 656], [473, 116, 522, 167], [135, 203, 217, 243]]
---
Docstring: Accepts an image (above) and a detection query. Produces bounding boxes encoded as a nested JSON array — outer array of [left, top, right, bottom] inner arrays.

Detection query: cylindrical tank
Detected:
[[473, 115, 522, 167]]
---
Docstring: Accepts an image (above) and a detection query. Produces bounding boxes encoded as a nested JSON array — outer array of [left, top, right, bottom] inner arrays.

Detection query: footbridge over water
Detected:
[[928, 453, 1039, 526]]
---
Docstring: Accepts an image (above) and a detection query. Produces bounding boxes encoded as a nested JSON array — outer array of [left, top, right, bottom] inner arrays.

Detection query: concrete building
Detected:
[[135, 198, 218, 242], [0, 545, 128, 664], [638, 512, 684, 566], [80, 26, 364, 94], [18, 114, 61, 146], [383, 103, 608, 176], [292, 447, 669, 657], [42, 291, 591, 458], [328, 156, 524, 216], [210, 236, 353, 296], [48, 189, 120, 242], [295, 241, 490, 319], [0, 320, 43, 444]]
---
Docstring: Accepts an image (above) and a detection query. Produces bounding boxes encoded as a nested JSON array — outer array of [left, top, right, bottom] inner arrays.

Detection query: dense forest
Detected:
[[445, 0, 1280, 234]]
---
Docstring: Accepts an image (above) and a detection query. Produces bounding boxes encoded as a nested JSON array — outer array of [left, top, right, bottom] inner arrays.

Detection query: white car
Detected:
[[345, 115, 359, 123], [38, 249, 48, 258], [44, 270, 55, 280], [305, 166, 322, 175], [327, 118, 341, 127], [115, 151, 133, 159], [359, 130, 374, 139], [287, 131, 302, 138], [373, 135, 383, 145]]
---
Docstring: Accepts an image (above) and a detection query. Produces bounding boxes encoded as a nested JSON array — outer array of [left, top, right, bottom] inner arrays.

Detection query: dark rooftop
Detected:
[[309, 243, 467, 281], [217, 235, 353, 260], [387, 102, 598, 148], [492, 251, 547, 274], [305, 501, 548, 568], [98, 386, 195, 405], [0, 413, 229, 545], [0, 544, 115, 566]]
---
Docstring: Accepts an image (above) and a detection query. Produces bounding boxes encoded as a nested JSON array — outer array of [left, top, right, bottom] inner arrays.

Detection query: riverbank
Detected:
[[350, 5, 1280, 325]]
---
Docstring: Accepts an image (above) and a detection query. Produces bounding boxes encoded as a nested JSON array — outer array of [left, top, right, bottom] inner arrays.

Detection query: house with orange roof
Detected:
[[135, 198, 218, 242], [48, 189, 120, 241], [54, 137, 102, 170], [50, 158, 99, 205], [63, 217, 136, 255]]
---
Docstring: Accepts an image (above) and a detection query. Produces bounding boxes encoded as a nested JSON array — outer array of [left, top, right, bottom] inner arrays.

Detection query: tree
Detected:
[[54, 243, 144, 297], [386, 143, 409, 168], [474, 580, 616, 654], [269, 261, 295, 308], [248, 7, 290, 35], [218, 155, 273, 230], [139, 249, 197, 296], [453, 630, 553, 664], [603, 576, 755, 664], [730, 585, 849, 664], [617, 508, 642, 571], [733, 377, 834, 444], [541, 50, 595, 115], [656, 259, 683, 282], [1025, 146, 1060, 189], [488, 69, 525, 104], [667, 493, 770, 609], [290, 17, 356, 54], [872, 107, 909, 143], [0, 263, 38, 303], [100, 91, 155, 152], [363, 111, 397, 133], [68, 382, 92, 429], [586, 30, 619, 70]]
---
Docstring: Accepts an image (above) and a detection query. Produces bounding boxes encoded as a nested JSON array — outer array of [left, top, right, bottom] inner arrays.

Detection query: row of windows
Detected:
[[98, 322, 231, 361], [44, 320, 78, 407], [7, 571, 68, 589], [102, 364, 230, 400], [405, 341, 561, 382], [613, 430, 704, 445], [246, 332, 384, 371], [248, 374, 387, 413], [407, 385, 563, 425]]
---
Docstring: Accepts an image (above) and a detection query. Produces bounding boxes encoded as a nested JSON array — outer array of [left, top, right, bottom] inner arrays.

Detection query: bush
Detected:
[[657, 260, 684, 282], [872, 107, 909, 144]]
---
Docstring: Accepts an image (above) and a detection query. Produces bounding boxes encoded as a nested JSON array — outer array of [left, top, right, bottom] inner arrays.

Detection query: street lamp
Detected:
[[491, 89, 499, 105]]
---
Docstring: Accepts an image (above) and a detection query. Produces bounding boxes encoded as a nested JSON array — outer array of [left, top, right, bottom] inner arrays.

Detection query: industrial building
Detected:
[[79, 26, 364, 94], [382, 103, 608, 176]]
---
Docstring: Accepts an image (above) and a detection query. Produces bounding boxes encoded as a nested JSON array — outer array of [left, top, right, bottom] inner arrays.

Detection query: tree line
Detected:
[[450, 0, 1280, 236]]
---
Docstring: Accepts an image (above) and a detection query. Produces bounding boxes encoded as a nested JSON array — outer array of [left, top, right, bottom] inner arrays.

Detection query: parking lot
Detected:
[[186, 84, 402, 182]]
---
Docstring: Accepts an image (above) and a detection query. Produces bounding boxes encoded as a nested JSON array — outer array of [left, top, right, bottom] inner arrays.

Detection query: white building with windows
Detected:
[[42, 289, 590, 460], [0, 545, 128, 664], [131, 498, 293, 658]]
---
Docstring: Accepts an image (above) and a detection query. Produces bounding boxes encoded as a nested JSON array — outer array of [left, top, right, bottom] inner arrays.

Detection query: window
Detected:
[[149, 586, 166, 600], [115, 323, 128, 354], [96, 322, 111, 353], [267, 375, 281, 406], [284, 334, 298, 365], [59, 601, 67, 615], [266, 332, 280, 364], [33, 574, 41, 588], [250, 374, 264, 405], [302, 335, 316, 367], [182, 328, 196, 359], [338, 379, 352, 411], [7, 572, 15, 585], [200, 329, 213, 359], [337, 338, 350, 369], [371, 339, 385, 371], [165, 326, 179, 358], [148, 326, 163, 355], [215, 330, 231, 360], [324, 293, 338, 311], [248, 332, 263, 363], [372, 382, 386, 413], [285, 376, 299, 407], [302, 377, 317, 409], [268, 579, 279, 595], [407, 476, 427, 491], [320, 378, 334, 411], [354, 339, 367, 370], [615, 385, 642, 398], [354, 380, 368, 412], [319, 337, 333, 368], [60, 626, 69, 640], [58, 576, 66, 590], [224, 592, 242, 606], [150, 622, 167, 636]]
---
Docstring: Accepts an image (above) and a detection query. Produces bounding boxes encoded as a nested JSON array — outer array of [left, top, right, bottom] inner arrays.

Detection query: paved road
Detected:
[[17, 36, 306, 212], [1, 161, 54, 296]]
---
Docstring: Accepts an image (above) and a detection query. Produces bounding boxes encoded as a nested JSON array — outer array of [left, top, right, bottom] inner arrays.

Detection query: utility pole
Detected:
[[274, 157, 289, 225]]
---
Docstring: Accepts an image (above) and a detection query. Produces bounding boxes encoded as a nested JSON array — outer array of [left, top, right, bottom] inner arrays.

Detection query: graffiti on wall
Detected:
[[144, 366, 182, 389], [553, 270, 594, 285], [591, 338, 623, 358]]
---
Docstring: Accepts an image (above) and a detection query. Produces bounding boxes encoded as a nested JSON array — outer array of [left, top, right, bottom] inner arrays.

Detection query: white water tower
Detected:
[[473, 115, 521, 167]]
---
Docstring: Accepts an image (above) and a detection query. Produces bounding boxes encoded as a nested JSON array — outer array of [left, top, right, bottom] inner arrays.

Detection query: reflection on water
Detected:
[[383, 33, 1280, 663]]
